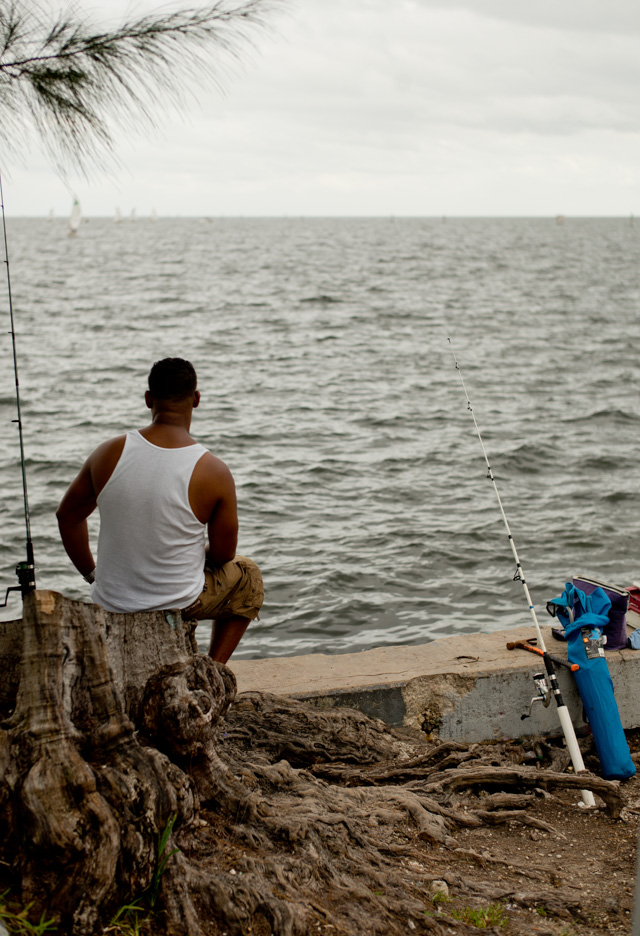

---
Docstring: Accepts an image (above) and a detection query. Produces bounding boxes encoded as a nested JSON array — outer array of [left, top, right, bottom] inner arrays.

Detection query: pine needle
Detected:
[[0, 0, 280, 174]]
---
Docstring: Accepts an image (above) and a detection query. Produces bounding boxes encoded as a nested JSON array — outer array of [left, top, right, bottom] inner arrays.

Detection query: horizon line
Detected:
[[5, 213, 637, 221]]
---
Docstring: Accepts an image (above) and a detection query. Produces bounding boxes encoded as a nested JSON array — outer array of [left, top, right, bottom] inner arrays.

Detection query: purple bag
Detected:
[[573, 576, 629, 651]]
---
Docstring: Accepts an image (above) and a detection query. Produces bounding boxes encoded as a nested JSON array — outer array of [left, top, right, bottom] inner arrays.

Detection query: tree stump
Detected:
[[0, 590, 628, 936], [0, 591, 218, 933]]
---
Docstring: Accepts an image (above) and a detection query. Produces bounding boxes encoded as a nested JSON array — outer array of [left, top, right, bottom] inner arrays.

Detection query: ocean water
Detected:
[[0, 216, 639, 659]]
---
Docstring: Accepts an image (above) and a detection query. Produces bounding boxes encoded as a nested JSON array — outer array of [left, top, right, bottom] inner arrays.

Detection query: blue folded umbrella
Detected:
[[547, 583, 635, 781]]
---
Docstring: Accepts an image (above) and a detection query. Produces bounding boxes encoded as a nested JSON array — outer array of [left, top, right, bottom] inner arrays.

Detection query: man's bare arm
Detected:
[[56, 436, 126, 577], [56, 460, 98, 577], [206, 483, 239, 566], [190, 452, 239, 566]]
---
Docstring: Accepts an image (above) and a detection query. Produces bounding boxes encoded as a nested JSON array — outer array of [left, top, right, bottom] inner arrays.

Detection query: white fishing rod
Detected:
[[448, 337, 595, 808]]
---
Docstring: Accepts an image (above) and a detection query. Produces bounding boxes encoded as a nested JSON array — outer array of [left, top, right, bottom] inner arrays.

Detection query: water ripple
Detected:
[[1, 217, 639, 660]]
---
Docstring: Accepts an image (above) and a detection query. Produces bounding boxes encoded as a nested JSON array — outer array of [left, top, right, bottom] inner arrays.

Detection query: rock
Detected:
[[603, 896, 620, 915], [430, 880, 449, 897]]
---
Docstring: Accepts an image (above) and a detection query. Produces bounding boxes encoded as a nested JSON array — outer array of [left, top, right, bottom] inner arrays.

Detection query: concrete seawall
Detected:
[[231, 612, 640, 742]]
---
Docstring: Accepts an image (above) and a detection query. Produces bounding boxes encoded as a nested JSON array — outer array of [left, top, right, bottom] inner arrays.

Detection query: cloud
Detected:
[[208, 0, 640, 139], [417, 0, 640, 36], [6, 0, 640, 215]]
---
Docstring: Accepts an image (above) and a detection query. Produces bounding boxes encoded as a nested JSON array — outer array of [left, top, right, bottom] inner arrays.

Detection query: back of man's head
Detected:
[[148, 358, 197, 401]]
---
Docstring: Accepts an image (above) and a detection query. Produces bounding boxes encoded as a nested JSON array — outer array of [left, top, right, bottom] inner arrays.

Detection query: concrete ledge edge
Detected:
[[231, 615, 640, 743]]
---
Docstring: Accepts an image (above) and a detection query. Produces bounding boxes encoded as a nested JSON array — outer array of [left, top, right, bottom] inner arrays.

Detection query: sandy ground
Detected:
[[425, 780, 638, 935]]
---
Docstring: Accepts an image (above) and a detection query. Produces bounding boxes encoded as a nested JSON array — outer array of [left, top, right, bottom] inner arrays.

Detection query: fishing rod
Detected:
[[0, 172, 36, 605], [448, 337, 595, 808]]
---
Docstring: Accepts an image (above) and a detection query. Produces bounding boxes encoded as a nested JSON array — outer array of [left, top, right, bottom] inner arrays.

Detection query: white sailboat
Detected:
[[68, 198, 81, 236]]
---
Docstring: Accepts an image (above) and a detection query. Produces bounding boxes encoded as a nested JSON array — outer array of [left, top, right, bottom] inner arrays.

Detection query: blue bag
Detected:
[[547, 582, 635, 781]]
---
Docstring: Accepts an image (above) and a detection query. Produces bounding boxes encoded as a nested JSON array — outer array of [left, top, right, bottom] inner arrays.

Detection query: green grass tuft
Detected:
[[451, 901, 508, 929], [0, 890, 57, 935]]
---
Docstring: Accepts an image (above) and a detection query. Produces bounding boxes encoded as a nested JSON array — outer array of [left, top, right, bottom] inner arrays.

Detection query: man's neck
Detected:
[[139, 394, 198, 447], [139, 415, 195, 448]]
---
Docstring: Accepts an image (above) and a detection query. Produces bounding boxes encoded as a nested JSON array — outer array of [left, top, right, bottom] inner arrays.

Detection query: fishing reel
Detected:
[[1, 549, 36, 607], [521, 672, 551, 720]]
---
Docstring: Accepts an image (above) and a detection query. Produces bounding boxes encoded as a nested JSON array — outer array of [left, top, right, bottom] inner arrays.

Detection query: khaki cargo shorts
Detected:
[[182, 555, 263, 622]]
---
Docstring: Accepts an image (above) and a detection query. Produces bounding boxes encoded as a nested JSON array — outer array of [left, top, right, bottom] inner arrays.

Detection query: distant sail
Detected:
[[114, 207, 122, 223], [68, 198, 81, 236]]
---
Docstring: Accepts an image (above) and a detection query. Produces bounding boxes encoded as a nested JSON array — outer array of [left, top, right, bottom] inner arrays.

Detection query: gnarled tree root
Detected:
[[0, 591, 630, 935]]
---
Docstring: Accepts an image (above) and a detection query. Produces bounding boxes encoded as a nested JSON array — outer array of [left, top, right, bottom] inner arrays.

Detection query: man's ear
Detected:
[[144, 390, 153, 409], [193, 390, 201, 409]]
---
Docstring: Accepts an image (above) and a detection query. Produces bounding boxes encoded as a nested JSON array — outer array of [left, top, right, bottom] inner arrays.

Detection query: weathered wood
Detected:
[[0, 616, 22, 719], [421, 764, 623, 817], [474, 792, 535, 810], [470, 809, 566, 838], [0, 591, 219, 934]]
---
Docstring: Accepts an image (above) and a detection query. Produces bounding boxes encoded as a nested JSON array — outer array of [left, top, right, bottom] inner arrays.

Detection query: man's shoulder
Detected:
[[89, 434, 128, 465], [194, 449, 234, 482], [189, 448, 236, 520], [87, 434, 128, 495]]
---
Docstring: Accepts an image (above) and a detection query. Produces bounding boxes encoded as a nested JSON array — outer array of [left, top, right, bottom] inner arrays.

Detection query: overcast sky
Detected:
[[4, 0, 640, 216]]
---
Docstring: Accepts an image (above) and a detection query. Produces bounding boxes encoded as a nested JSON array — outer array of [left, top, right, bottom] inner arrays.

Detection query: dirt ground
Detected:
[[424, 776, 639, 935], [363, 727, 640, 936]]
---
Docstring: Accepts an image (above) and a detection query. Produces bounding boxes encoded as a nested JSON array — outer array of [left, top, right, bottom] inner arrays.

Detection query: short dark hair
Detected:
[[148, 358, 197, 401]]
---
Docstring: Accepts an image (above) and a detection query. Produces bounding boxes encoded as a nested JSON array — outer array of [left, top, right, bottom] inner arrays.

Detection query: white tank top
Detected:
[[91, 430, 207, 613]]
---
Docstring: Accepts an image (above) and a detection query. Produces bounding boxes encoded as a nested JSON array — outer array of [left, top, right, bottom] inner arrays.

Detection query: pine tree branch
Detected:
[[0, 0, 280, 174]]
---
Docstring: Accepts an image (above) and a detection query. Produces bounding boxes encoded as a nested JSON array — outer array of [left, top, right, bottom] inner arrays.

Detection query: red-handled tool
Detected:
[[506, 639, 579, 672]]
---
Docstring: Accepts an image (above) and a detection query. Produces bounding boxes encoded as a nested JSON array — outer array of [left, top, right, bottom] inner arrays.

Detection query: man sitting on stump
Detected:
[[57, 357, 263, 663]]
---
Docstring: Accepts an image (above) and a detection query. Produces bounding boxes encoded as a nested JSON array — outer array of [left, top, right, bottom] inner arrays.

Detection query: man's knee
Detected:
[[233, 556, 264, 619], [191, 554, 263, 622]]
